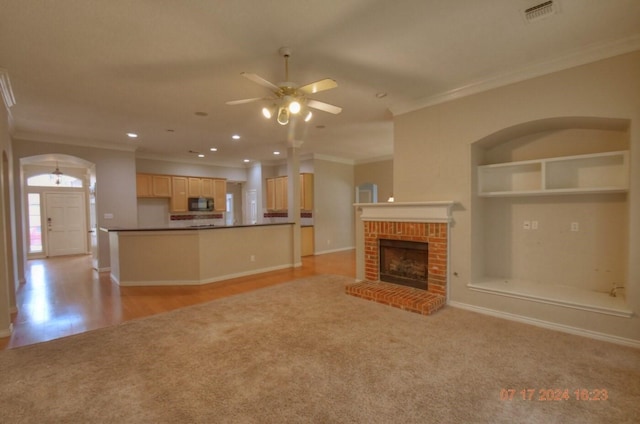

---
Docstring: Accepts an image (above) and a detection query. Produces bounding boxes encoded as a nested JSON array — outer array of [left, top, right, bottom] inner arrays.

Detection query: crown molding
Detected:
[[12, 130, 138, 152], [354, 154, 394, 165], [134, 151, 248, 169], [390, 34, 640, 116], [312, 153, 355, 165]]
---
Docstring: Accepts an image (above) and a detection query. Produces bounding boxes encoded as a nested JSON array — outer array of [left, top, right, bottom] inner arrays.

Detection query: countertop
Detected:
[[100, 222, 295, 232]]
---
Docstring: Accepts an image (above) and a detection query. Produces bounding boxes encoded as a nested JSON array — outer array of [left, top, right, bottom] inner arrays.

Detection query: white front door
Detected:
[[45, 192, 87, 257]]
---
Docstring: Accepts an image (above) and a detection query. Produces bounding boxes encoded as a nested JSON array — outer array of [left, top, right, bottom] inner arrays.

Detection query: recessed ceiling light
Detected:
[[127, 132, 138, 138], [273, 151, 280, 155], [315, 125, 325, 129], [210, 147, 218, 152], [194, 111, 208, 117], [243, 159, 250, 163], [232, 134, 240, 140], [197, 154, 205, 158], [375, 92, 388, 99]]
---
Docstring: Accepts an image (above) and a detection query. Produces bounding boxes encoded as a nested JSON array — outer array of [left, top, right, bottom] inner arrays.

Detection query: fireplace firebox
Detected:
[[379, 239, 428, 290]]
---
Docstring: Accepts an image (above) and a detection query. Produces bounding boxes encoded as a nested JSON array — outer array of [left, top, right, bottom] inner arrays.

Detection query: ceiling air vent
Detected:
[[523, 0, 559, 23]]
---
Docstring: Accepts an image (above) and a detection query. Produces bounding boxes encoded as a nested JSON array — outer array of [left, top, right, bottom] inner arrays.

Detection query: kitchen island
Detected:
[[102, 223, 296, 286]]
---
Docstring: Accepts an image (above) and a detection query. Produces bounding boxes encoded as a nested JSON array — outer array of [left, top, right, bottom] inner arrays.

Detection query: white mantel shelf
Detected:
[[355, 201, 455, 223]]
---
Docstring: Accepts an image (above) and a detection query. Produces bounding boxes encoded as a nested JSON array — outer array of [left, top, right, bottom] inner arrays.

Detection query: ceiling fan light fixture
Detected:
[[261, 106, 273, 119], [288, 99, 301, 114], [304, 110, 313, 122], [277, 106, 289, 125]]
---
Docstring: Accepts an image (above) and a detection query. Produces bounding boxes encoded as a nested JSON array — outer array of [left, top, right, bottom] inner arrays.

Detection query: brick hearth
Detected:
[[346, 281, 446, 315], [348, 219, 449, 315]]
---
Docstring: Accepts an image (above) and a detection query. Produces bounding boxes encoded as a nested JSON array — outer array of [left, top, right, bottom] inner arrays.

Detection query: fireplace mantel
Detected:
[[355, 201, 455, 223]]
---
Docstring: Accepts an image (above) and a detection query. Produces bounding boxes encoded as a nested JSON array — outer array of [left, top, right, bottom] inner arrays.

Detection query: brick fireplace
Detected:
[[348, 201, 454, 315]]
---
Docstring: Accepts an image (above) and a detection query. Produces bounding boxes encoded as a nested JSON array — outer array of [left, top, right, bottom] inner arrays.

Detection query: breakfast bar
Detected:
[[102, 223, 295, 286]]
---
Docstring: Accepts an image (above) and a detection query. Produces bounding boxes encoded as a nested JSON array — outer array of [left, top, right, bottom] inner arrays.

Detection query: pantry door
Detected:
[[45, 192, 87, 257]]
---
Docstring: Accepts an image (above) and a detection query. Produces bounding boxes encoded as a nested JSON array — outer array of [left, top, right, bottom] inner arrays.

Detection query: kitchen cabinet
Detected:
[[275, 176, 288, 211], [188, 177, 202, 197], [170, 176, 188, 212], [187, 177, 216, 198], [300, 173, 313, 210], [266, 174, 313, 211], [301, 226, 314, 256], [266, 178, 276, 210], [213, 179, 226, 212], [201, 178, 214, 197], [136, 174, 171, 198]]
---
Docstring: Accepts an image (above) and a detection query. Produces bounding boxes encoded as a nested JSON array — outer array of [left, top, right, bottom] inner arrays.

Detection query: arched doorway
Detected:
[[20, 154, 96, 263]]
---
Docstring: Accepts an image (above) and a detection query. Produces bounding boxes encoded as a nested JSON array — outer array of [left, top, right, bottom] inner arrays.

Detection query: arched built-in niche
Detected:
[[469, 117, 631, 316]]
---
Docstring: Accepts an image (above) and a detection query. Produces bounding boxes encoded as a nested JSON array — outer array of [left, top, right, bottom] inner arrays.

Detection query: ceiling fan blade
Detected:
[[241, 72, 280, 92], [225, 97, 267, 105], [306, 99, 342, 115], [298, 78, 338, 94]]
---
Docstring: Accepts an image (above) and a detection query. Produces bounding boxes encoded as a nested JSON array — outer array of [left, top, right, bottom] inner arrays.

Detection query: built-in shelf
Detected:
[[478, 150, 629, 197], [468, 278, 633, 318]]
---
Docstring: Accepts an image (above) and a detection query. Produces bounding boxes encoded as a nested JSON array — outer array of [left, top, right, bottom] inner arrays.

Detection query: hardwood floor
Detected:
[[1, 250, 356, 350]]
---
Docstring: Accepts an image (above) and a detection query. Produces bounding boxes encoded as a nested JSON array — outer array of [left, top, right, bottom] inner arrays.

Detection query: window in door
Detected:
[[27, 193, 43, 253], [27, 173, 83, 187]]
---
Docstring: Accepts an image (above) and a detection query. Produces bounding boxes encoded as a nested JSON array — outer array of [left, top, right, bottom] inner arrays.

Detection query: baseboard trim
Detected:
[[314, 246, 355, 256], [448, 301, 640, 349], [0, 323, 13, 338], [114, 264, 295, 287]]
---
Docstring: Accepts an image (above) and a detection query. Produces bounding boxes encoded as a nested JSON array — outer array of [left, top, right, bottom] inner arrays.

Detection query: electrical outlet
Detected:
[[523, 221, 530, 230], [570, 222, 579, 232], [250, 255, 255, 262], [531, 220, 538, 230]]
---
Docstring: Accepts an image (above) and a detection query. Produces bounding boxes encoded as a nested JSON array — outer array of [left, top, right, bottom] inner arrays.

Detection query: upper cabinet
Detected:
[[266, 173, 313, 211], [477, 151, 629, 197], [136, 173, 226, 213], [213, 179, 226, 212], [300, 173, 313, 210], [136, 174, 172, 198], [170, 176, 188, 212]]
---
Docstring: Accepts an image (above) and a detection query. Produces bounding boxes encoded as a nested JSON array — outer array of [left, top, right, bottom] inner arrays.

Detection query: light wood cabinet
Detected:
[[170, 176, 188, 212], [266, 178, 276, 210], [275, 176, 288, 211], [301, 226, 314, 256], [136, 174, 171, 198], [213, 179, 226, 212], [201, 178, 214, 197], [188, 177, 202, 197], [266, 174, 313, 211], [300, 173, 313, 210]]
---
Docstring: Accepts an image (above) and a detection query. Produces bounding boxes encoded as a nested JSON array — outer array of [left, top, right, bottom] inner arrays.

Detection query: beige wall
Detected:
[[12, 139, 138, 273], [313, 158, 355, 254], [394, 51, 640, 343], [355, 159, 393, 202], [0, 99, 15, 335]]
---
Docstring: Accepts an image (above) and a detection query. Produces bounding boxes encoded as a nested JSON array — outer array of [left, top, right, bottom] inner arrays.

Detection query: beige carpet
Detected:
[[1, 275, 638, 423]]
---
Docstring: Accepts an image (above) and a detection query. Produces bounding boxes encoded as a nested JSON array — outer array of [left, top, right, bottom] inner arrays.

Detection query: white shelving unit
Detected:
[[478, 150, 629, 197]]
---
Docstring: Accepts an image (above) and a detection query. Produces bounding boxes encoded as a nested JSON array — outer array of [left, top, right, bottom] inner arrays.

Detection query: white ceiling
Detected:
[[1, 0, 639, 167]]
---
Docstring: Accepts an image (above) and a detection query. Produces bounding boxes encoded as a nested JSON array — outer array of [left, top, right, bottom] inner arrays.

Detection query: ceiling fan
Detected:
[[226, 47, 342, 125]]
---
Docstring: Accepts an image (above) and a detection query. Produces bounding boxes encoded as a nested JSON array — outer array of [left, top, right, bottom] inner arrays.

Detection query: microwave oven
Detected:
[[188, 197, 214, 212]]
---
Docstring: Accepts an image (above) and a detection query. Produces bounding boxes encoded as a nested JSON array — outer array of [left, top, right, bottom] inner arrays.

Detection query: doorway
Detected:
[[225, 193, 234, 226], [44, 192, 88, 256]]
